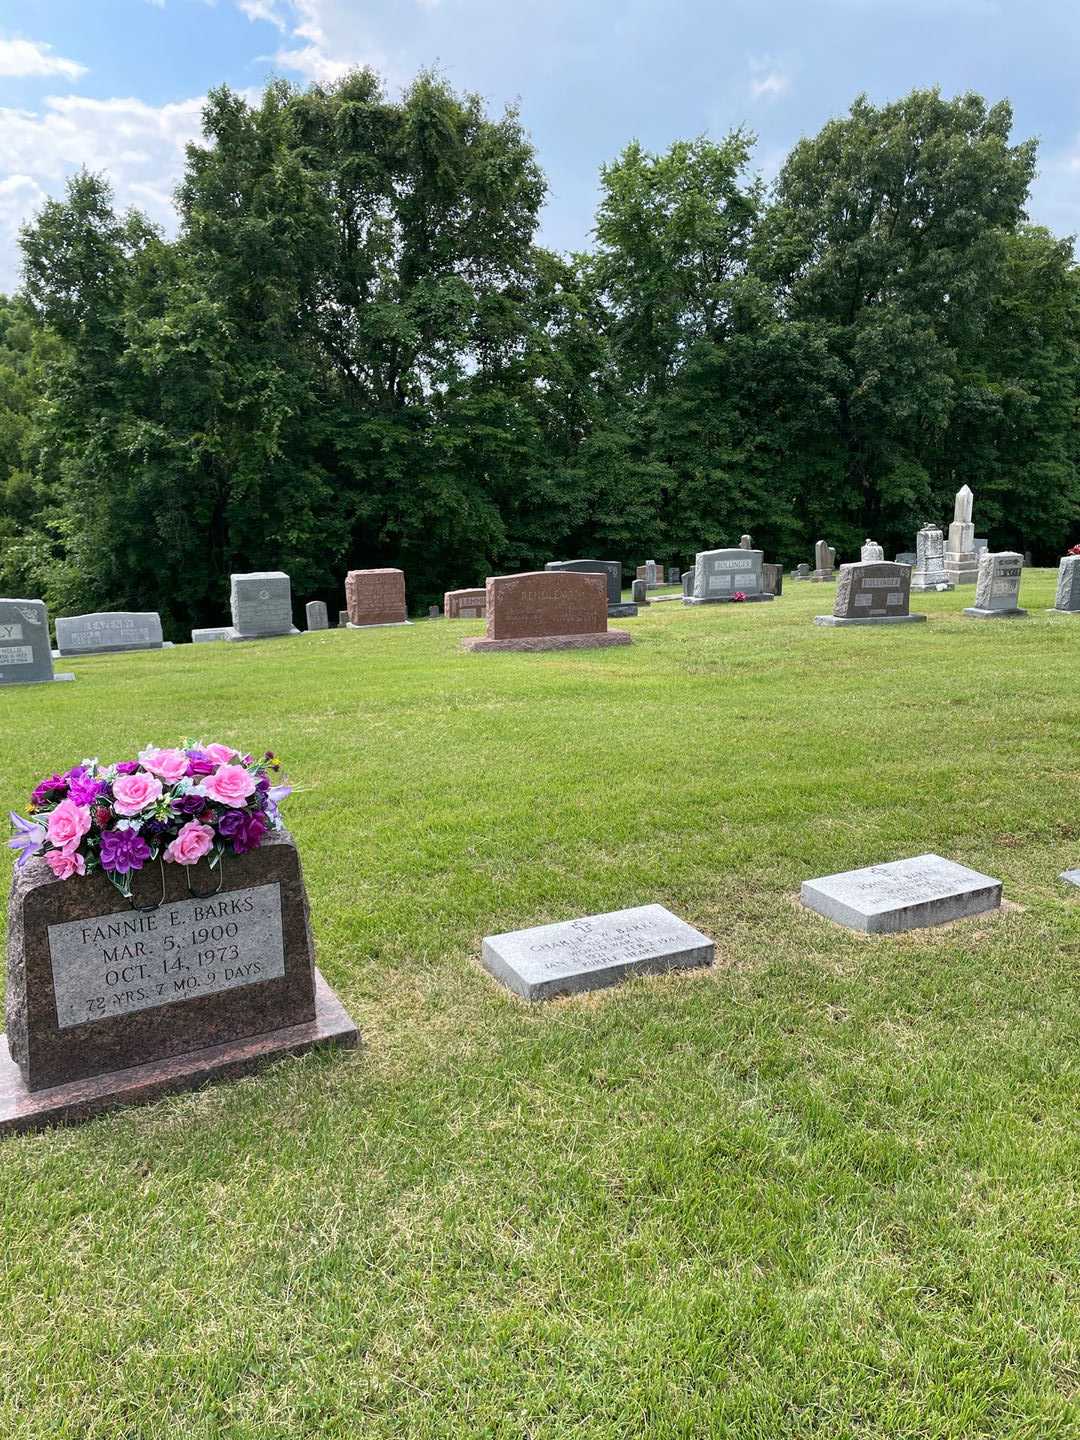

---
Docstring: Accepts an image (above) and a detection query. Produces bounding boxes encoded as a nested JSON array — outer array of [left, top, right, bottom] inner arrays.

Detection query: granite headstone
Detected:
[[686, 548, 772, 604], [814, 561, 925, 627], [945, 484, 978, 586], [1051, 556, 1080, 613], [462, 571, 631, 653], [0, 599, 73, 686], [345, 568, 408, 628], [910, 525, 953, 591], [964, 551, 1026, 619], [481, 904, 714, 1001], [305, 601, 329, 632], [228, 572, 299, 640], [55, 612, 166, 656], [801, 854, 1002, 933], [444, 587, 487, 620], [544, 560, 621, 607]]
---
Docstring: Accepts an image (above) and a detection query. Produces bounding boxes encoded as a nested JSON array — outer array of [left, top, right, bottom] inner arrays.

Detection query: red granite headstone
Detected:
[[1, 831, 358, 1134], [444, 588, 487, 619], [345, 569, 407, 627], [462, 572, 631, 653]]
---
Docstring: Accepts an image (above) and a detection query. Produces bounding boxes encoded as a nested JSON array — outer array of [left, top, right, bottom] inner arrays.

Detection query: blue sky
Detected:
[[0, 0, 1077, 291]]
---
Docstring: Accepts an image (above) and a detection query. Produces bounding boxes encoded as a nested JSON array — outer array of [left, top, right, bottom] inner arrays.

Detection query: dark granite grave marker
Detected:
[[1, 831, 358, 1134], [814, 561, 925, 627]]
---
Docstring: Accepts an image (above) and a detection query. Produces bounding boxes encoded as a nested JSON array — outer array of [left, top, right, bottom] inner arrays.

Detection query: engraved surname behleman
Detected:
[[48, 882, 285, 1028]]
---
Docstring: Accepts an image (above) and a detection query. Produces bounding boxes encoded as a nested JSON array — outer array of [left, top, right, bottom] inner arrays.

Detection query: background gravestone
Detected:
[[444, 588, 487, 619], [666, 566, 680, 584], [544, 560, 621, 607], [964, 551, 1027, 619], [0, 599, 73, 686], [228, 572, 299, 640], [910, 525, 953, 591], [860, 540, 884, 562], [1, 831, 359, 1132], [55, 612, 166, 656], [945, 484, 978, 586], [739, 534, 752, 550], [894, 551, 916, 566], [345, 568, 408, 627], [686, 548, 772, 604], [681, 570, 694, 597], [814, 561, 926, 627], [631, 578, 649, 605], [812, 540, 834, 581], [792, 563, 811, 580], [761, 563, 783, 596], [305, 601, 328, 631], [1052, 555, 1080, 613], [462, 571, 631, 653], [192, 627, 231, 644]]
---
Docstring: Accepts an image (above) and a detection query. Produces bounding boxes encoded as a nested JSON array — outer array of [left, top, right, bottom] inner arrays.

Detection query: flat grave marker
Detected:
[[801, 853, 1002, 933], [482, 904, 714, 1001]]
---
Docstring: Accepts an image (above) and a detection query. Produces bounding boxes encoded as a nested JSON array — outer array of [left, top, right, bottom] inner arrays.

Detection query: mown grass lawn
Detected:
[[1, 573, 1078, 1439]]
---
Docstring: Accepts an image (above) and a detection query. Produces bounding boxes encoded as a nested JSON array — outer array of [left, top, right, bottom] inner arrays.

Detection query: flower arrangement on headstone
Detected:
[[3, 742, 358, 1135], [11, 743, 291, 899]]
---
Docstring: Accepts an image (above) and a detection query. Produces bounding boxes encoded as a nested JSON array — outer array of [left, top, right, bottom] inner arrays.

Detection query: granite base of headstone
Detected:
[[814, 561, 925, 627], [192, 627, 232, 645], [345, 568, 410, 628], [226, 572, 300, 641], [462, 571, 631, 653], [481, 904, 714, 1001], [963, 551, 1026, 619], [684, 548, 774, 604], [1050, 556, 1080, 614], [1, 599, 75, 686], [305, 601, 329, 632], [0, 831, 359, 1135], [801, 853, 1001, 933], [55, 612, 168, 657]]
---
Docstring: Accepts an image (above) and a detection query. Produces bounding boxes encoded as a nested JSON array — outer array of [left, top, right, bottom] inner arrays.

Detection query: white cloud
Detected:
[[238, 0, 402, 87], [748, 58, 791, 102], [237, 0, 289, 27], [0, 94, 207, 292], [0, 37, 87, 80]]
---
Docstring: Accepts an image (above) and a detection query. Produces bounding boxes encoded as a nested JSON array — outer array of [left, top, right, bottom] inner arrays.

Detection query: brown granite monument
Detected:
[[443, 588, 487, 619], [1, 831, 358, 1134], [462, 571, 631, 653], [345, 568, 408, 627]]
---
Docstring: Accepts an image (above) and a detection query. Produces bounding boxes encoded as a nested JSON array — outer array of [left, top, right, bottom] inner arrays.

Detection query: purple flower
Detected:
[[31, 774, 68, 806], [173, 792, 207, 816], [8, 812, 46, 867], [114, 761, 140, 776], [230, 810, 267, 855], [215, 809, 246, 839], [67, 774, 106, 807], [185, 751, 216, 777], [99, 827, 150, 875]]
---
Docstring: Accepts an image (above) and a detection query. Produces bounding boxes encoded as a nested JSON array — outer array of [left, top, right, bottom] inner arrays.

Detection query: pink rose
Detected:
[[138, 746, 189, 783], [205, 743, 238, 765], [164, 820, 215, 866], [203, 764, 256, 808], [112, 771, 164, 816], [46, 848, 86, 880], [45, 798, 92, 856]]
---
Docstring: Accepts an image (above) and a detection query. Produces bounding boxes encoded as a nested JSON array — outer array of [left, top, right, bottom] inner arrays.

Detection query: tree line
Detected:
[[0, 73, 1077, 634]]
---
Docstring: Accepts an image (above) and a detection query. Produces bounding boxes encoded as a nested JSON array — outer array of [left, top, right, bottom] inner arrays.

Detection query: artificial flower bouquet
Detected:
[[9, 743, 291, 897]]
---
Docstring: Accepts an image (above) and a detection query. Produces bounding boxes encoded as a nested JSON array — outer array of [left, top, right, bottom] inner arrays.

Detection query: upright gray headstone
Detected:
[[973, 538, 988, 556], [739, 534, 752, 550], [894, 551, 916, 566], [338, 609, 349, 627], [964, 551, 1026, 619], [55, 612, 165, 656], [812, 540, 834, 581], [814, 562, 925, 627], [228, 571, 299, 640], [0, 598, 72, 686], [645, 560, 659, 587], [793, 563, 811, 581], [910, 525, 953, 591], [631, 578, 649, 605], [544, 559, 622, 608], [666, 566, 680, 584], [945, 484, 978, 586], [860, 539, 884, 563], [481, 904, 714, 1001], [1052, 556, 1080, 613], [681, 570, 694, 597], [305, 600, 329, 631], [801, 854, 1002, 933], [428, 604, 441, 619], [686, 548, 772, 604]]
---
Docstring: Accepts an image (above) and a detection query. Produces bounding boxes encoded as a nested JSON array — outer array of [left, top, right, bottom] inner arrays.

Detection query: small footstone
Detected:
[[801, 853, 1002, 933], [482, 904, 714, 1001], [1061, 870, 1080, 889]]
